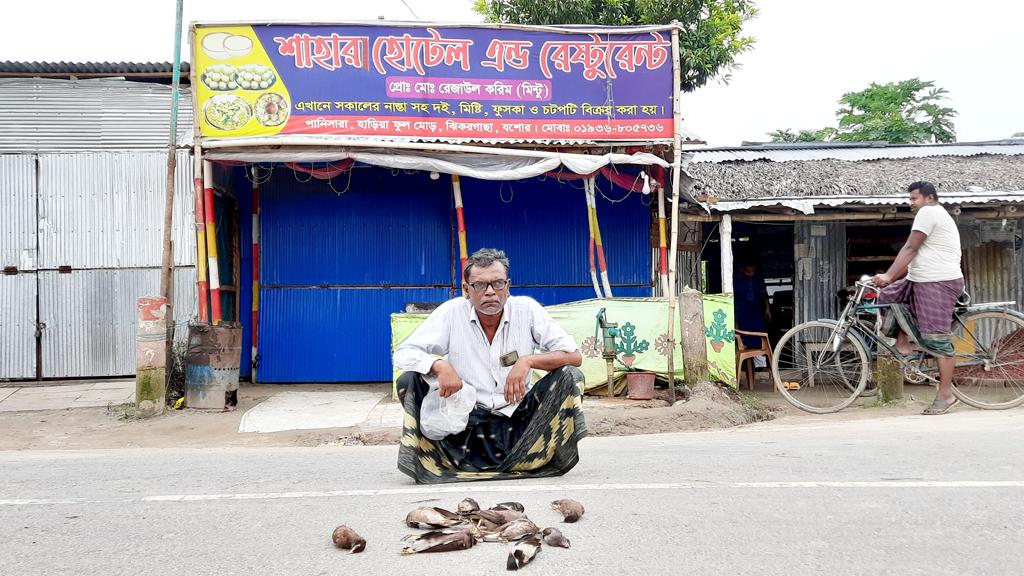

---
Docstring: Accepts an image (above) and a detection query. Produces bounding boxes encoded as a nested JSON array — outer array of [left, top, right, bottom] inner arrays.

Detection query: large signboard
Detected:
[[192, 23, 675, 142]]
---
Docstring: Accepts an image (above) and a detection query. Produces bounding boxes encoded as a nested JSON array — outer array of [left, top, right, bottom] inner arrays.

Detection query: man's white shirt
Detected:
[[393, 296, 579, 417]]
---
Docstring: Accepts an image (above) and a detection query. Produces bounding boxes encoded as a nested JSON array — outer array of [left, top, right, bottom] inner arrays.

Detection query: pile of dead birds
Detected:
[[332, 497, 584, 570]]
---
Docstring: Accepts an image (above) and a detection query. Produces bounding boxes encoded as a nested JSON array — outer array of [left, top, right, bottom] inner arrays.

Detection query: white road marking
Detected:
[[3, 480, 1024, 507]]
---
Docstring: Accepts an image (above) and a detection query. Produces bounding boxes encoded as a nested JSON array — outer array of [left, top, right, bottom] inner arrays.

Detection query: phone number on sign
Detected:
[[570, 123, 666, 134]]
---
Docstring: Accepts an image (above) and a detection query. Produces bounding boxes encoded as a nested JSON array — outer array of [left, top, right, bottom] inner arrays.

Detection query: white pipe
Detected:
[[720, 214, 734, 293], [665, 25, 684, 402]]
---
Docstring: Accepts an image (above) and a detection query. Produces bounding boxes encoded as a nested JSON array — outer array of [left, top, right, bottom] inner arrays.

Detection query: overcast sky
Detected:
[[4, 0, 1021, 145]]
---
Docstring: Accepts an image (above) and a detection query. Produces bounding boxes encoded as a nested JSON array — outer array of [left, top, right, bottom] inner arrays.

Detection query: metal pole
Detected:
[[193, 146, 209, 322], [251, 166, 261, 381], [665, 25, 683, 404], [452, 175, 468, 296], [159, 0, 183, 302], [656, 169, 670, 296], [203, 160, 223, 324]]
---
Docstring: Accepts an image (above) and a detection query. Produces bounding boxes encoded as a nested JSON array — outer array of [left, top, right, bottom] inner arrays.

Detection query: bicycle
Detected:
[[771, 278, 1024, 413]]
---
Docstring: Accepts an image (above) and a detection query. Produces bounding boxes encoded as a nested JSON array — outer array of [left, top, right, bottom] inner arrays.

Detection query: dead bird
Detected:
[[506, 536, 542, 571], [457, 497, 481, 516], [481, 518, 540, 543], [490, 501, 525, 513], [541, 527, 570, 549], [468, 509, 527, 532], [331, 525, 366, 553], [551, 499, 585, 523], [400, 529, 476, 554], [405, 507, 465, 529]]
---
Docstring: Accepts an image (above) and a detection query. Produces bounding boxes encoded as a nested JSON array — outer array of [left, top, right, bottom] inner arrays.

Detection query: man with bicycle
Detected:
[[872, 181, 964, 415]]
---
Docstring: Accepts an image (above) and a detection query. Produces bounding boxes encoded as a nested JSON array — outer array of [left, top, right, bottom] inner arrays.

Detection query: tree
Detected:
[[769, 78, 957, 144], [767, 128, 836, 143], [472, 0, 758, 92]]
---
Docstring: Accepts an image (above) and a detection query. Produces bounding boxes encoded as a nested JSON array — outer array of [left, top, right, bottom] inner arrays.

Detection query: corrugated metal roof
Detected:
[[37, 150, 196, 269], [711, 191, 1024, 214], [0, 61, 189, 76], [0, 78, 193, 151], [689, 141, 1024, 164]]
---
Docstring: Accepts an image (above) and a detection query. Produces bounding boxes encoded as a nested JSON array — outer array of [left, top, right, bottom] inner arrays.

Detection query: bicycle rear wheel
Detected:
[[951, 310, 1024, 409], [772, 321, 870, 413]]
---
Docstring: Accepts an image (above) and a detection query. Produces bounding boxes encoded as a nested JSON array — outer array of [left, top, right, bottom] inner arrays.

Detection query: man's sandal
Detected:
[[922, 398, 959, 415]]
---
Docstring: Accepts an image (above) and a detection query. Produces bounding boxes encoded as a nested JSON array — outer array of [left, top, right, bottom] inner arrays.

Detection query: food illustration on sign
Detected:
[[235, 64, 276, 90], [204, 94, 252, 131], [255, 93, 290, 126], [202, 32, 253, 59], [202, 64, 239, 91]]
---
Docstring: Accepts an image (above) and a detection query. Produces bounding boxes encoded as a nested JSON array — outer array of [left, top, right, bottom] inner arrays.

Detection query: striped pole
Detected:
[[656, 170, 670, 296], [251, 166, 261, 381], [452, 175, 468, 294], [587, 178, 613, 298], [193, 149, 209, 322], [203, 160, 222, 324], [585, 183, 602, 299]]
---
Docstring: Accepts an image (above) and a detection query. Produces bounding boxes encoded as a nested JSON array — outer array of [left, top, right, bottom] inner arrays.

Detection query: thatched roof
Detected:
[[687, 152, 1024, 202]]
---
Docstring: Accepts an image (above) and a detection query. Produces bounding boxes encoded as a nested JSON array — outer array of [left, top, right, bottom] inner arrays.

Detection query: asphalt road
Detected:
[[3, 410, 1023, 576]]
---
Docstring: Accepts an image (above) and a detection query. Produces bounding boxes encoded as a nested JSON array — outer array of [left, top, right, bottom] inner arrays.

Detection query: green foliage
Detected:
[[768, 78, 957, 144], [473, 0, 758, 92]]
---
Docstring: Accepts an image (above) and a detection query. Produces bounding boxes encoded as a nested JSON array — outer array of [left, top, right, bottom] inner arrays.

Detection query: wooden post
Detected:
[[680, 287, 709, 385], [665, 24, 683, 404], [875, 352, 905, 403], [720, 214, 734, 293]]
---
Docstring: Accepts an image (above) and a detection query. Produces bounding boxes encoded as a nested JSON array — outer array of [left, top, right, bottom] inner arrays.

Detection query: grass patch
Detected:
[[737, 392, 776, 422], [105, 402, 141, 421]]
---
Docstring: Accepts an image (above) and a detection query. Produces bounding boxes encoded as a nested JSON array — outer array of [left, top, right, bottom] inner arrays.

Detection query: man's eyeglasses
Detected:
[[467, 279, 509, 292]]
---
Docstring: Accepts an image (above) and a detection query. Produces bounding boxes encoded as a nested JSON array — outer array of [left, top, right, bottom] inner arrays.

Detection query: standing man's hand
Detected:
[[872, 273, 893, 288], [504, 357, 532, 404], [432, 360, 464, 398]]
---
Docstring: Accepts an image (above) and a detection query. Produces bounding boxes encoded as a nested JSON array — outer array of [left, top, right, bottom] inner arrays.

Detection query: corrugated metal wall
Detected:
[[259, 287, 450, 382], [460, 175, 652, 300], [38, 151, 195, 268], [0, 155, 37, 271], [34, 150, 197, 378], [962, 218, 1021, 306], [0, 150, 197, 379], [794, 221, 847, 324], [258, 168, 454, 382], [255, 167, 654, 382], [0, 273, 37, 379], [0, 78, 192, 151], [39, 267, 196, 378]]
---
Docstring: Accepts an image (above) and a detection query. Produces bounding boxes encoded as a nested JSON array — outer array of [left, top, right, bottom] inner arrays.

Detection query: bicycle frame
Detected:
[[824, 281, 1010, 385]]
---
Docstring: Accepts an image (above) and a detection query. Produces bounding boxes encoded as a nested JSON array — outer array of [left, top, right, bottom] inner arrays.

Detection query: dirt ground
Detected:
[[0, 376, 952, 451]]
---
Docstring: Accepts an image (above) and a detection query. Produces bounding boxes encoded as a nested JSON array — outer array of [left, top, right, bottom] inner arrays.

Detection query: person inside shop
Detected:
[[393, 248, 586, 483], [734, 257, 772, 366]]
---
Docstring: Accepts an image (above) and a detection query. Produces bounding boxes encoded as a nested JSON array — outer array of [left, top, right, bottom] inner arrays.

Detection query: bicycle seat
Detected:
[[956, 290, 971, 312]]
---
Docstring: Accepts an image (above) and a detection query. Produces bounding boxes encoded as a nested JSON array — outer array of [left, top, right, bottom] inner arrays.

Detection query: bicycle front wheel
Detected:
[[772, 321, 870, 414], [951, 310, 1024, 409]]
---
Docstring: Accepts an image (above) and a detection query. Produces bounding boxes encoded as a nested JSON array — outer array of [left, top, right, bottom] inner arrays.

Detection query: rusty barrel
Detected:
[[185, 322, 242, 410]]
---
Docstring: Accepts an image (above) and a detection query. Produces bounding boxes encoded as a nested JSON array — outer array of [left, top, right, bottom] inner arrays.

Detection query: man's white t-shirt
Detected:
[[906, 204, 963, 283]]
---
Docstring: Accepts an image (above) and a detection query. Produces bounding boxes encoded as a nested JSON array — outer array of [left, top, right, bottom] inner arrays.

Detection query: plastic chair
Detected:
[[735, 330, 773, 391]]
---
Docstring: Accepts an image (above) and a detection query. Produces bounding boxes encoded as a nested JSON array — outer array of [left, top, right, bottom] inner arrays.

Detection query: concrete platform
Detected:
[[0, 381, 135, 412]]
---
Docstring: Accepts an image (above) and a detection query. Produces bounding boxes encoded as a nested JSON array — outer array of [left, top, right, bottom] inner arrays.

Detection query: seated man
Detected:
[[393, 248, 586, 484]]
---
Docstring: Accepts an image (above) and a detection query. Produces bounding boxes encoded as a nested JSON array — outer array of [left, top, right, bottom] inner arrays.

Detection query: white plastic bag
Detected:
[[420, 385, 477, 440]]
